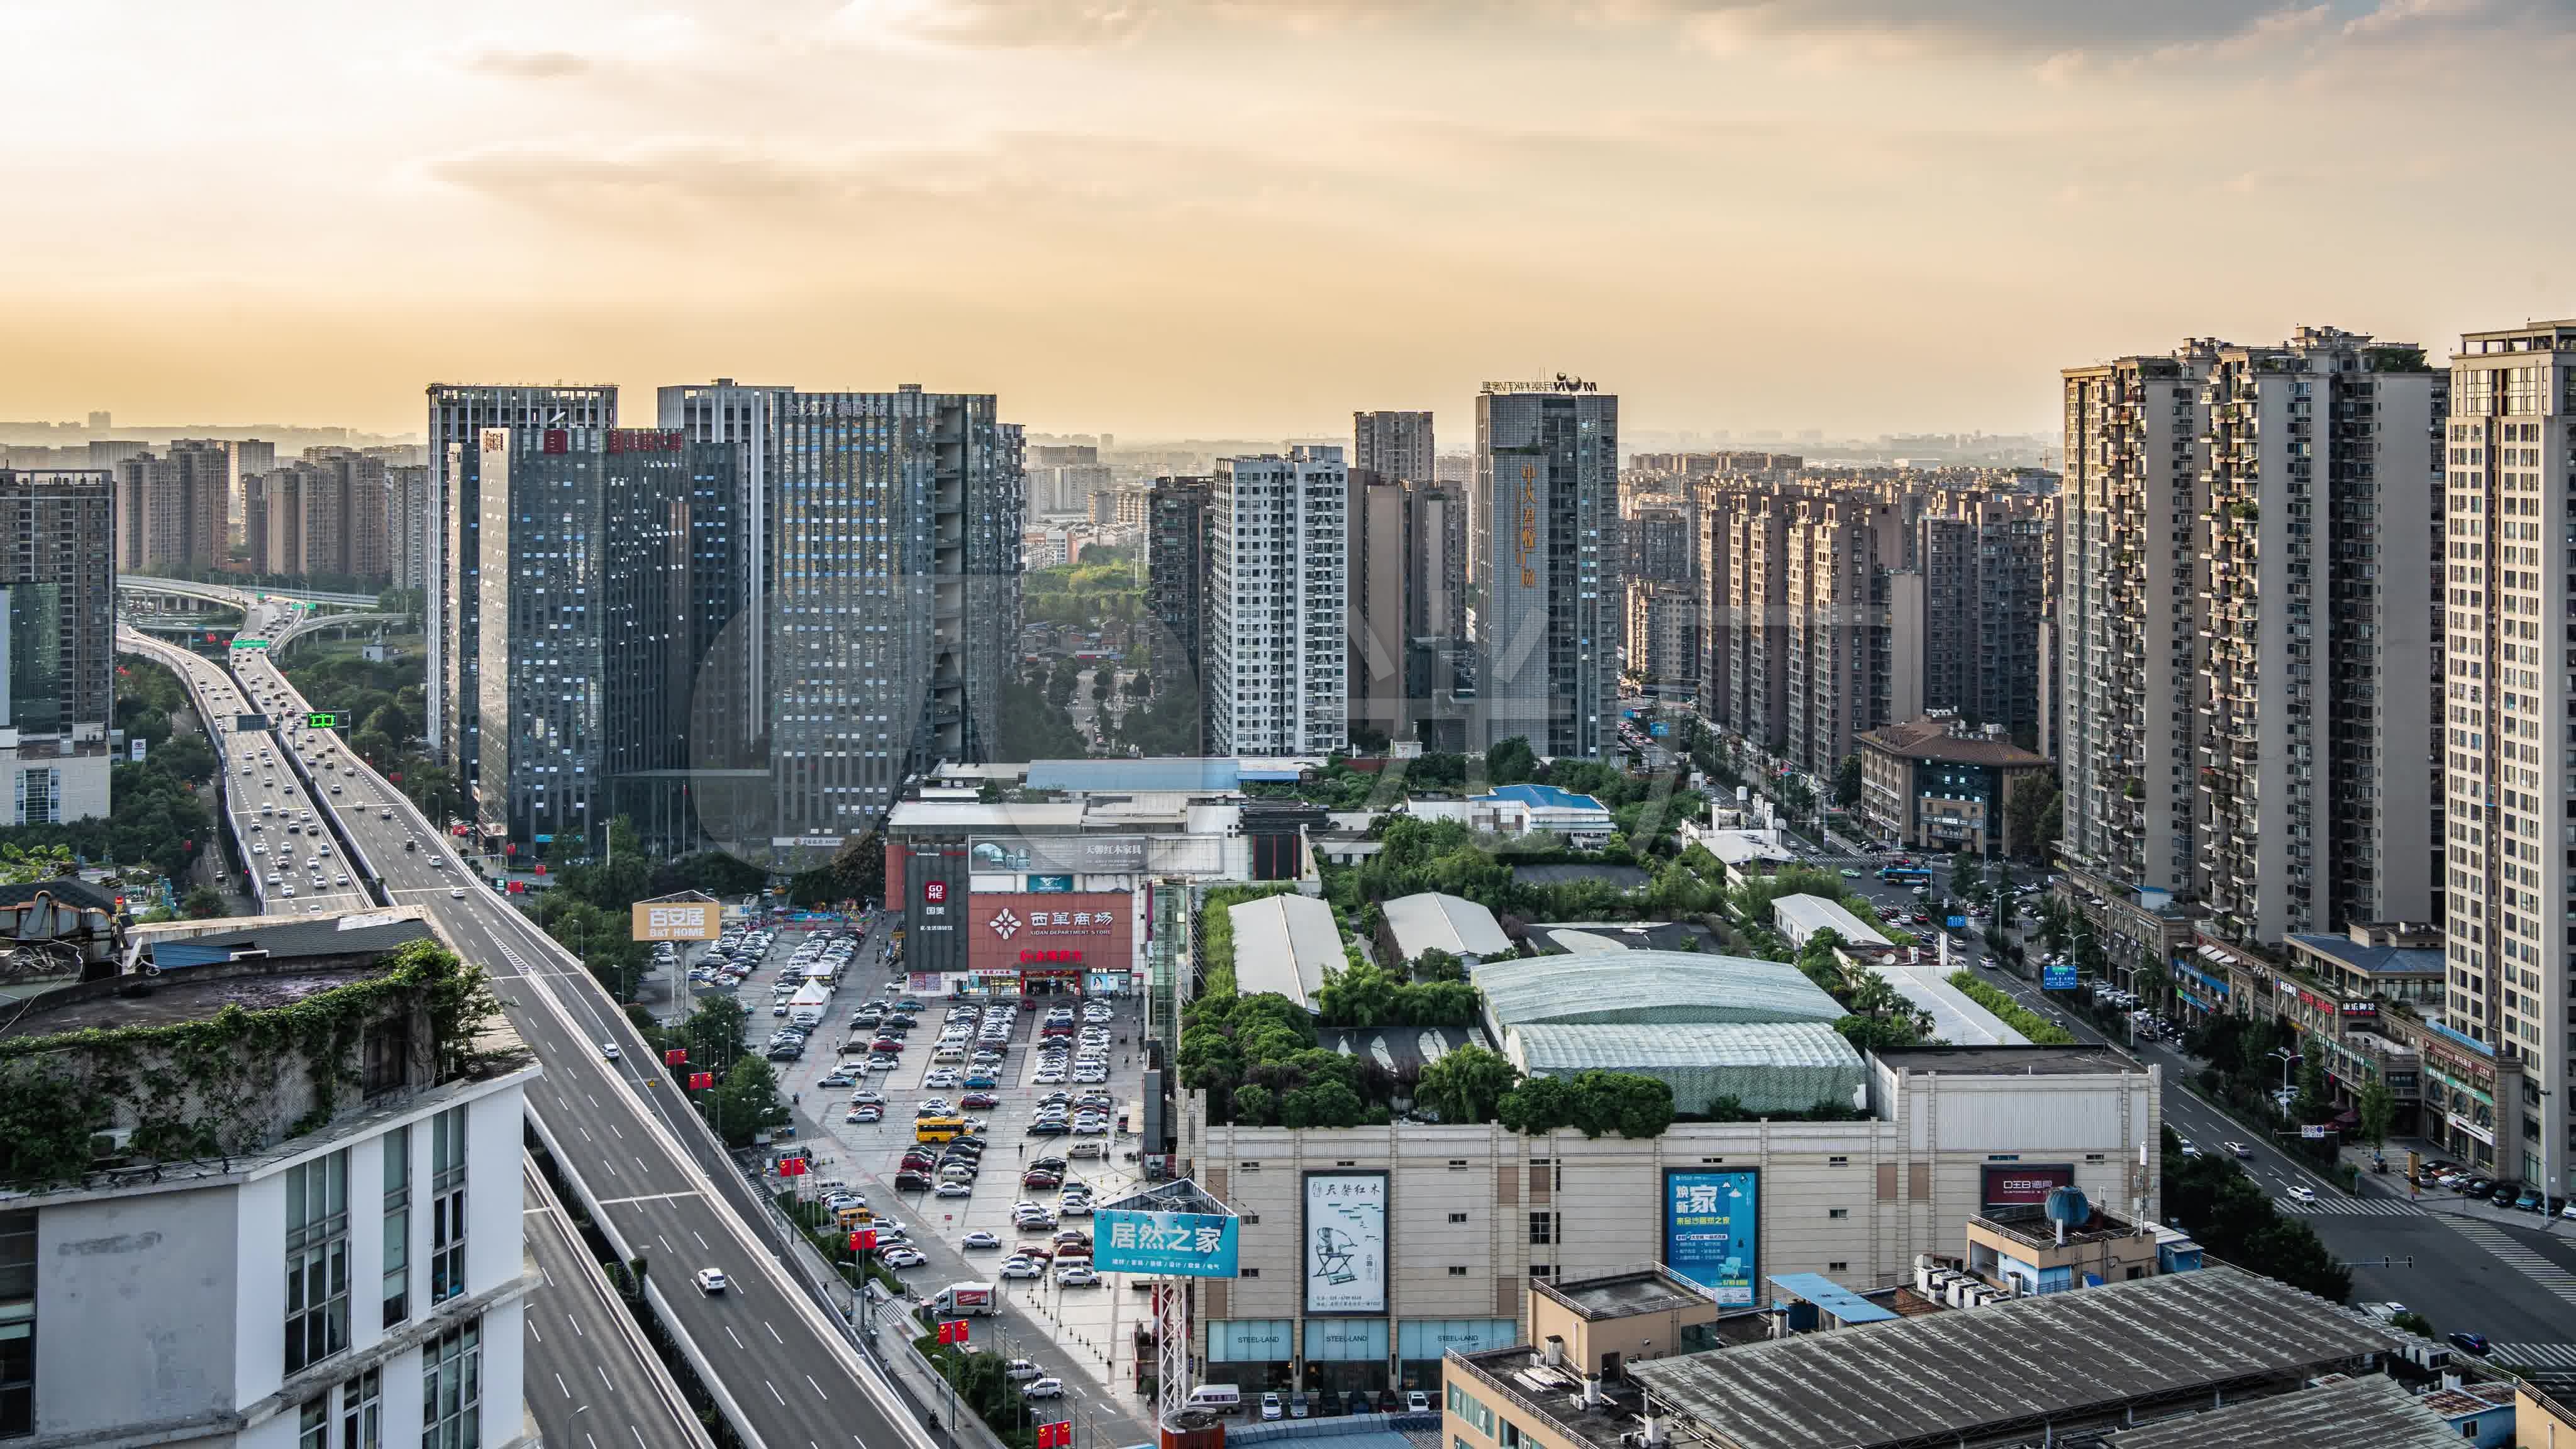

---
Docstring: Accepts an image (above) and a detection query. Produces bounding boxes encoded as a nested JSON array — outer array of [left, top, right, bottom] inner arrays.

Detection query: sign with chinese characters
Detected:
[[967, 891, 1132, 976], [2042, 962, 2079, 990], [1663, 1169, 1758, 1306], [1303, 1171, 1387, 1314], [1979, 1162, 2073, 1210], [969, 835, 1148, 874], [631, 900, 718, 941], [1094, 1208, 1239, 1278]]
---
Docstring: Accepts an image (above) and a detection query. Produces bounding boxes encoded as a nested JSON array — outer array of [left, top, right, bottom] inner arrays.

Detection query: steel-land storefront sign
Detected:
[[1094, 1208, 1239, 1277], [1663, 1169, 1758, 1306], [1396, 1319, 1519, 1360], [631, 901, 719, 941], [1207, 1319, 1292, 1362], [967, 891, 1133, 975], [1980, 1162, 2074, 1210], [969, 835, 1147, 875], [1303, 1170, 1388, 1314], [1302, 1318, 1388, 1362]]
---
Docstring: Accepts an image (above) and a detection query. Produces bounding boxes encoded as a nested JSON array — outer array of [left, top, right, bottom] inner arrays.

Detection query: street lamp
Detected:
[[2268, 1047, 2302, 1099]]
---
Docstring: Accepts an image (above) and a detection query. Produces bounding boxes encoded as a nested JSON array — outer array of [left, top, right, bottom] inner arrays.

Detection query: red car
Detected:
[[1022, 1170, 1062, 1189], [870, 1038, 905, 1053], [961, 1091, 1001, 1108]]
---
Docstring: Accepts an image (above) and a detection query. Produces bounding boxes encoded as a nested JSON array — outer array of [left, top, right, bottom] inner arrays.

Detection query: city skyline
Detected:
[[5, 0, 2570, 440]]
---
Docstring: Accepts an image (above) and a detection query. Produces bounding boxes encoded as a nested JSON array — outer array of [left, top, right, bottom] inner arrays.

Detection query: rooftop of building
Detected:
[[1870, 1044, 2145, 1076], [1380, 891, 1514, 959], [1623, 1264, 2394, 1449], [0, 876, 118, 915], [1024, 757, 1250, 794], [2285, 931, 2446, 978], [9, 914, 440, 1040], [1527, 921, 1718, 955], [1480, 783, 1611, 814], [126, 908, 433, 974], [1769, 893, 1892, 948], [1857, 716, 2051, 767], [886, 800, 1089, 833], [1228, 893, 1342, 1012], [2101, 1374, 2458, 1449], [1535, 1266, 1711, 1323], [1474, 951, 1845, 1029]]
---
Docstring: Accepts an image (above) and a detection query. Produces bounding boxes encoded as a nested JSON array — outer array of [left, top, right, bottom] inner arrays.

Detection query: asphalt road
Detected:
[[1967, 958, 2576, 1361], [523, 1154, 716, 1449], [197, 623, 947, 1449]]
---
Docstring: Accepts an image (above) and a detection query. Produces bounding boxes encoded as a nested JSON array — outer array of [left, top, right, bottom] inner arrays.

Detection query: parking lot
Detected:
[[741, 923, 1160, 1433]]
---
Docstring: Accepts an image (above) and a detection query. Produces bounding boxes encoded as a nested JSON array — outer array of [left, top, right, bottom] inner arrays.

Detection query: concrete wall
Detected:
[[35, 1182, 245, 1438]]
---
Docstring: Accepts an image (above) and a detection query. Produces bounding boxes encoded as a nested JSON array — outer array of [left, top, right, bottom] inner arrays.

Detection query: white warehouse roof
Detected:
[[1230, 893, 1343, 1011], [1770, 893, 1893, 950], [1380, 892, 1513, 961]]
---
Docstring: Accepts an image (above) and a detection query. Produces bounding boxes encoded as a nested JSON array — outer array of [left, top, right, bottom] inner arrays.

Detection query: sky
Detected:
[[3, 0, 2572, 442]]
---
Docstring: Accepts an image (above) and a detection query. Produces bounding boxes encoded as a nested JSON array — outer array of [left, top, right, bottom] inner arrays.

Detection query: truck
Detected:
[[928, 1282, 996, 1316], [787, 980, 833, 1027]]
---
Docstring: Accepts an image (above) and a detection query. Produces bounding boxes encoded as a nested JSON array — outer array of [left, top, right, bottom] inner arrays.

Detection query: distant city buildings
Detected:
[[246, 449, 393, 581], [0, 469, 114, 824], [1474, 380, 1619, 759], [1209, 447, 1347, 755], [112, 445, 228, 575]]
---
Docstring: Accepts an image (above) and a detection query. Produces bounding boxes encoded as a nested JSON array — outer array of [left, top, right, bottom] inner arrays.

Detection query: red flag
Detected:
[[1039, 1423, 1071, 1448], [663, 1048, 689, 1066], [849, 1229, 877, 1252], [688, 1071, 714, 1090], [936, 1319, 969, 1345], [778, 1156, 808, 1177]]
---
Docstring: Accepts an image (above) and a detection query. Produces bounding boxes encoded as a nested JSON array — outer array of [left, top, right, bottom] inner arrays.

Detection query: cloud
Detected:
[[463, 48, 591, 79], [829, 0, 1154, 47]]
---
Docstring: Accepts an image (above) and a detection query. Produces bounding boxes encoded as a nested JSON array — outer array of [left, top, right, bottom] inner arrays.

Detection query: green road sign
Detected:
[[307, 712, 339, 729], [234, 638, 269, 648]]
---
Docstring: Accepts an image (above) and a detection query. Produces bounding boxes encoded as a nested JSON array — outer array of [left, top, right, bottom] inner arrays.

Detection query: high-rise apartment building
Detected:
[[2195, 329, 2441, 945], [1349, 474, 1465, 750], [425, 384, 618, 767], [0, 470, 114, 824], [658, 380, 784, 767], [1782, 492, 1899, 779], [386, 464, 430, 592], [447, 426, 737, 849], [248, 451, 392, 581], [763, 386, 1023, 839], [1474, 382, 1618, 758], [1145, 476, 1213, 754], [1352, 410, 1436, 488], [112, 448, 228, 575], [2060, 348, 2212, 899], [1904, 490, 2055, 748], [2441, 319, 2576, 1197], [1210, 448, 1347, 755], [1705, 487, 1796, 750]]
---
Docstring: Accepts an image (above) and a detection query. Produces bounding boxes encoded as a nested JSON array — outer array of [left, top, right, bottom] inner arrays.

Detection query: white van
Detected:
[[1185, 1385, 1243, 1416]]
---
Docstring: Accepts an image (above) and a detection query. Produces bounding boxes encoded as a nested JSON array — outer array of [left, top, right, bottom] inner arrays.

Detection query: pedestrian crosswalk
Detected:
[[2274, 1195, 2426, 1217], [2490, 1341, 2576, 1368], [2448, 1218, 2576, 1308]]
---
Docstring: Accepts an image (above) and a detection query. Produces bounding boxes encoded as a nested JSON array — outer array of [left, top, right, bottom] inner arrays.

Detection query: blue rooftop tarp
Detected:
[[1768, 1272, 1898, 1324], [1480, 782, 1608, 812]]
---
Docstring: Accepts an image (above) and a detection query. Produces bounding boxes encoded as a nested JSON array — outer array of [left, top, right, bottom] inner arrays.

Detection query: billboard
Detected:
[[967, 891, 1133, 976], [1094, 1208, 1239, 1277], [1980, 1162, 2074, 1211], [1302, 1171, 1387, 1314], [631, 900, 719, 941], [968, 835, 1147, 875], [1663, 1169, 1758, 1306], [2041, 962, 2079, 990]]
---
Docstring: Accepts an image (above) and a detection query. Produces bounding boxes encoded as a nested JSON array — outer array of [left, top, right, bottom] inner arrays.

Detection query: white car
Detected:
[[693, 1268, 728, 1294], [1002, 1358, 1045, 1382], [935, 1181, 974, 1198], [1022, 1379, 1065, 1401], [962, 1231, 1003, 1250], [1055, 1264, 1099, 1287], [999, 1257, 1043, 1279], [2287, 1185, 2318, 1203], [882, 1246, 927, 1269], [448, 886, 466, 899], [601, 1042, 621, 1061]]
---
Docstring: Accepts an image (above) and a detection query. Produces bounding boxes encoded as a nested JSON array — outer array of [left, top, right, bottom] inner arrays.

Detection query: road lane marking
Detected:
[[768, 1380, 786, 1406], [591, 1190, 705, 1208], [765, 1320, 783, 1343], [728, 1326, 744, 1348], [808, 1374, 828, 1399], [556, 1373, 572, 1397]]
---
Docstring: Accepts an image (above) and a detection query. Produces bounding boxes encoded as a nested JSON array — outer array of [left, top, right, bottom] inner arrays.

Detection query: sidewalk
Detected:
[[2343, 1135, 2573, 1233]]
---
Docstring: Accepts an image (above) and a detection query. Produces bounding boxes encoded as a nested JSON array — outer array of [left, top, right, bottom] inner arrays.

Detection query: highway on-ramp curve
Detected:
[[225, 643, 938, 1449]]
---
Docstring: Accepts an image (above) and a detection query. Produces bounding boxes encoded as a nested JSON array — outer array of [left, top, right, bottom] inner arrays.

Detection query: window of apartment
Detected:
[[299, 1397, 329, 1449], [0, 1209, 31, 1440], [285, 1151, 352, 1374], [1447, 1212, 1469, 1224], [1828, 1208, 1850, 1220], [429, 1109, 467, 1304], [1828, 1261, 1850, 1274], [421, 1318, 480, 1449], [1528, 1212, 1553, 1246], [1448, 1266, 1468, 1277], [340, 1366, 380, 1449], [382, 1127, 411, 1328]]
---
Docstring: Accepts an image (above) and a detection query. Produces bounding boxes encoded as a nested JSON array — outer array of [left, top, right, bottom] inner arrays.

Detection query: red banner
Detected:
[[663, 1048, 689, 1066], [688, 1071, 714, 1090], [778, 1157, 808, 1177], [936, 1319, 969, 1345], [1038, 1423, 1070, 1448], [849, 1230, 877, 1252]]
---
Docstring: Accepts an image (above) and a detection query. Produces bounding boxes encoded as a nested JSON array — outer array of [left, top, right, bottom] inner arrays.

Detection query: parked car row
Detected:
[[2421, 1162, 2575, 1217]]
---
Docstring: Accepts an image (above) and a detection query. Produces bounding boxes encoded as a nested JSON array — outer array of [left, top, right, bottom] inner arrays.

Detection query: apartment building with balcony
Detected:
[[2059, 349, 2212, 902], [1474, 384, 1618, 760], [2192, 328, 2442, 949], [2440, 319, 2576, 1198], [1782, 492, 1900, 779], [1703, 486, 1796, 750], [1210, 447, 1347, 756]]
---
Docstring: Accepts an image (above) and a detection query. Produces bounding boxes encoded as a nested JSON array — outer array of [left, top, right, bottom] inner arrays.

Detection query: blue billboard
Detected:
[[2042, 963, 2079, 990], [1663, 1169, 1758, 1306], [1027, 874, 1074, 893], [1945, 915, 1968, 930], [1094, 1208, 1240, 1278]]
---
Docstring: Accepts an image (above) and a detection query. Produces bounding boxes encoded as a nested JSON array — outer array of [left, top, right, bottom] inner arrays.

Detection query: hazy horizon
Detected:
[[6, 0, 2570, 441]]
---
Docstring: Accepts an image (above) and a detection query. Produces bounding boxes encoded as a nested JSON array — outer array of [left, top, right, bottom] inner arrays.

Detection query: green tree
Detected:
[[2292, 1055, 2334, 1124], [180, 885, 226, 919], [2355, 1077, 2395, 1152], [1414, 1045, 1521, 1124], [1413, 947, 1466, 983], [831, 833, 887, 906], [1315, 961, 1402, 1028], [2006, 774, 2061, 859], [1835, 754, 1862, 808], [0, 843, 74, 884], [707, 1054, 789, 1148], [1486, 736, 1538, 786]]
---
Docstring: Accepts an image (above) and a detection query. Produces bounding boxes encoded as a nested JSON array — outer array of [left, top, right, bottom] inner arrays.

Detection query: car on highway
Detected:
[[2447, 1332, 2490, 1356], [692, 1268, 728, 1294], [2226, 1141, 2252, 1158], [2287, 1185, 2316, 1203]]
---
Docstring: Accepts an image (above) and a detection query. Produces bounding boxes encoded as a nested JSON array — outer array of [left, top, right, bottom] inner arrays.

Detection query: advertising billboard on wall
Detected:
[[1302, 1171, 1387, 1314], [1095, 1208, 1239, 1277], [967, 891, 1133, 977], [1980, 1162, 2074, 1211], [969, 835, 1148, 875], [1663, 1169, 1758, 1306], [631, 900, 719, 941]]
